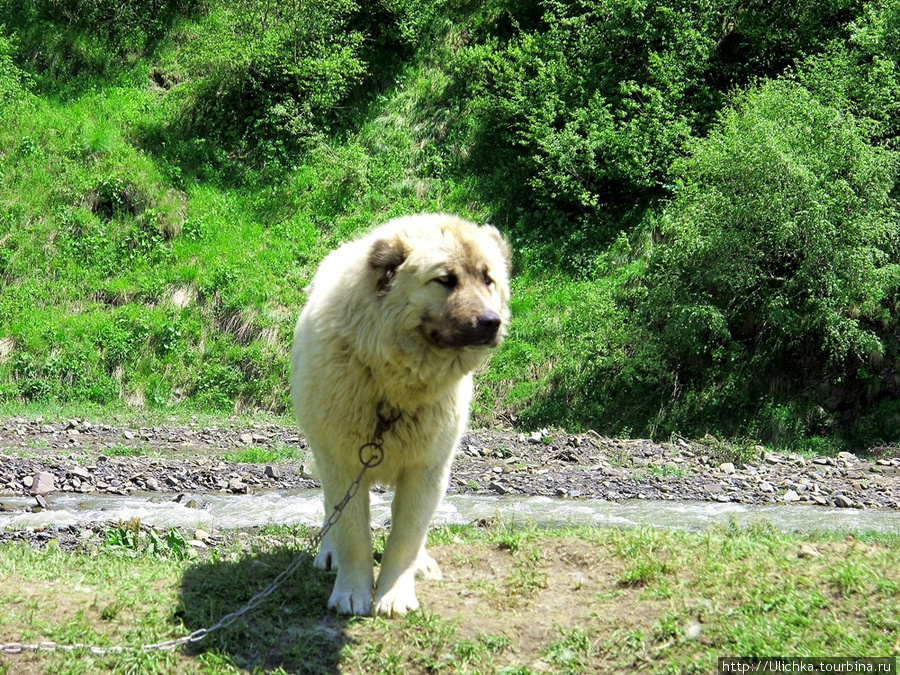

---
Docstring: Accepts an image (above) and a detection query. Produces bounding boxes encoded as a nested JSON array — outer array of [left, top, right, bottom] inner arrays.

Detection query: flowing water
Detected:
[[3, 489, 900, 534]]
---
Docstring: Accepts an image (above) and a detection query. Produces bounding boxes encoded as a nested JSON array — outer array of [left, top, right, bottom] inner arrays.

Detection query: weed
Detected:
[[102, 519, 192, 560]]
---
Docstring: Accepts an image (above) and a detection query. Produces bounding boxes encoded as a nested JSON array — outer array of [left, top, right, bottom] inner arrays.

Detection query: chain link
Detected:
[[1, 406, 398, 658]]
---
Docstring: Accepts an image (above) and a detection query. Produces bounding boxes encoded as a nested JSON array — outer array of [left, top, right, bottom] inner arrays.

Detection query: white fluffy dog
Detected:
[[290, 213, 511, 617]]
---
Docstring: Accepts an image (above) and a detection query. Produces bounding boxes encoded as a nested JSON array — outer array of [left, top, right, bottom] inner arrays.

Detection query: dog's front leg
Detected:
[[374, 465, 447, 617], [319, 477, 375, 616]]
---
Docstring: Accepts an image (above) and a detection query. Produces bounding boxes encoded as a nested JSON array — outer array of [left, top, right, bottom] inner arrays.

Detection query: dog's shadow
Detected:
[[177, 545, 351, 673]]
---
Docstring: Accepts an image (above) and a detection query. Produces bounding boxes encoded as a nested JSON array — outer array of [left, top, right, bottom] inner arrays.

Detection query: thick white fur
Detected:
[[290, 213, 511, 617]]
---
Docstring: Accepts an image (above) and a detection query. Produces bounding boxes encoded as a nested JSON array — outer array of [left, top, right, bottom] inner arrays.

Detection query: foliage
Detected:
[[167, 0, 366, 165], [0, 28, 28, 100], [642, 79, 900, 442], [0, 0, 899, 446], [450, 0, 866, 266]]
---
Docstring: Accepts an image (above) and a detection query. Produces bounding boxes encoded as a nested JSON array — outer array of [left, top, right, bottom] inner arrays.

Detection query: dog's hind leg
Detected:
[[414, 546, 442, 580]]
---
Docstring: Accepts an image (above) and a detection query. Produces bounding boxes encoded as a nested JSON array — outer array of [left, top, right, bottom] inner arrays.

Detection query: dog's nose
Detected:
[[475, 312, 501, 338]]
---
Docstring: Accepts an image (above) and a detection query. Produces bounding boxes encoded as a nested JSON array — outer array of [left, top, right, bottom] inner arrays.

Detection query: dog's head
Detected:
[[368, 215, 512, 352]]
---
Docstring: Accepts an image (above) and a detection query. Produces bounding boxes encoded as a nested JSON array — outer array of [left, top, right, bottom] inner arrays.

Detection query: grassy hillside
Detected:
[[0, 0, 899, 449]]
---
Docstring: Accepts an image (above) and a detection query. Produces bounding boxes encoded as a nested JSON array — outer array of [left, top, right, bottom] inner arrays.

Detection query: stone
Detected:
[[782, 489, 800, 502], [30, 471, 56, 496], [759, 481, 775, 493], [239, 433, 253, 445], [798, 543, 820, 559], [145, 477, 160, 491], [719, 462, 736, 474], [264, 465, 280, 479], [834, 494, 854, 508], [489, 481, 511, 495]]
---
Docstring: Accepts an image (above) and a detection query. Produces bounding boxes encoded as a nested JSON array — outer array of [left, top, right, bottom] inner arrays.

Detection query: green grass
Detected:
[[2, 521, 900, 674], [223, 444, 300, 464]]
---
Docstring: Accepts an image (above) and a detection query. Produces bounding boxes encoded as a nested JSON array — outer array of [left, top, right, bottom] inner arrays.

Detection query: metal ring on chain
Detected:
[[358, 441, 385, 468]]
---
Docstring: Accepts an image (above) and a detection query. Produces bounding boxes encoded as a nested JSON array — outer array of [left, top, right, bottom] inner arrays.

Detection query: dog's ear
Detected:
[[483, 225, 512, 272], [369, 236, 407, 295]]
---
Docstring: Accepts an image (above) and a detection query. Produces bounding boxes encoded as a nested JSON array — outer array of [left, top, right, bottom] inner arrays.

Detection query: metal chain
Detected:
[[1, 406, 398, 657]]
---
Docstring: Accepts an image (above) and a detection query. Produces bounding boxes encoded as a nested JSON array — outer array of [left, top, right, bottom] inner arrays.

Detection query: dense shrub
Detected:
[[0, 30, 28, 100], [795, 0, 900, 144], [173, 0, 366, 163], [642, 79, 900, 443], [451, 0, 868, 265]]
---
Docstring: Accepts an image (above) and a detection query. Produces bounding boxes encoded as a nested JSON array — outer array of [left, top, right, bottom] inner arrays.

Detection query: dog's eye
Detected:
[[483, 270, 494, 287], [434, 273, 458, 289]]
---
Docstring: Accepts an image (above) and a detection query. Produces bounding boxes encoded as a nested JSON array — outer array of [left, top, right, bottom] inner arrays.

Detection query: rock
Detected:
[[759, 481, 775, 493], [30, 471, 56, 496], [798, 543, 820, 559], [145, 477, 160, 491], [489, 481, 511, 495], [684, 622, 703, 640], [70, 466, 91, 479], [228, 477, 246, 493], [194, 529, 211, 542], [703, 483, 723, 494], [834, 494, 854, 508], [264, 465, 280, 479], [239, 433, 253, 445], [34, 494, 48, 510], [782, 490, 800, 502], [719, 462, 736, 474]]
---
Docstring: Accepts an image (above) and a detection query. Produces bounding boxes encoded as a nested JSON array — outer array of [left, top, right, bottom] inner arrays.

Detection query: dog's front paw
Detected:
[[374, 579, 419, 617], [328, 586, 373, 616]]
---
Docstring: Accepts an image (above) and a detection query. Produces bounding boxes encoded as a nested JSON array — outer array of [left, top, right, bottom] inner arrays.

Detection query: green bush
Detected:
[[451, 0, 867, 266], [164, 0, 366, 166], [643, 79, 900, 443], [0, 29, 29, 100]]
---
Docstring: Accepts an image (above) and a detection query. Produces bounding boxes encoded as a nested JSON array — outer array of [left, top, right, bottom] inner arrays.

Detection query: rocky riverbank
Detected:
[[2, 416, 899, 511], [2, 416, 900, 553]]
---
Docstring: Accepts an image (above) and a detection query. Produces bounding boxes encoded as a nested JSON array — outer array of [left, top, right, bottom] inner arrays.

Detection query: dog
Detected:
[[290, 213, 511, 616]]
